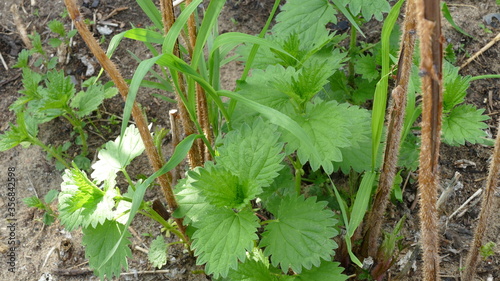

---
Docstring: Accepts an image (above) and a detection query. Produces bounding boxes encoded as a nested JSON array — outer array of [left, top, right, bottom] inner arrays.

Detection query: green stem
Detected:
[[63, 112, 89, 156], [290, 157, 303, 195], [121, 168, 135, 190], [347, 25, 358, 87], [139, 209, 189, 247], [260, 219, 279, 225], [469, 74, 500, 81], [30, 137, 71, 169]]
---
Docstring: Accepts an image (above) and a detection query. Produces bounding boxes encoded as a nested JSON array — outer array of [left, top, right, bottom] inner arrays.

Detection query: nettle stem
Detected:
[[160, 0, 204, 168], [416, 0, 443, 279], [63, 0, 189, 243], [63, 111, 88, 156], [32, 137, 71, 169], [361, 0, 416, 260], [462, 120, 500, 280]]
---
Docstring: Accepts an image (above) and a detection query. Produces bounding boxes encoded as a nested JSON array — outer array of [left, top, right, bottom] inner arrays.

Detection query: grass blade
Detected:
[[371, 0, 405, 169], [136, 0, 163, 30]]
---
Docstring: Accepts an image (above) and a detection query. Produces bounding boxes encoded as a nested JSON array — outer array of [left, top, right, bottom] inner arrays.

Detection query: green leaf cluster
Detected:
[[23, 189, 59, 225], [57, 124, 146, 279], [441, 62, 490, 146], [175, 119, 345, 279], [0, 52, 118, 170]]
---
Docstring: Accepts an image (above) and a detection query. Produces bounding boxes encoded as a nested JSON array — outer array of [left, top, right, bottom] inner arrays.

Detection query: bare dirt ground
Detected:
[[0, 0, 499, 280]]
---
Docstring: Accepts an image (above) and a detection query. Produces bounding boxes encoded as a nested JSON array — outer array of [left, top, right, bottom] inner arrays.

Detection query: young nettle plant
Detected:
[[57, 124, 197, 278], [175, 118, 346, 279], [23, 189, 59, 226], [52, 0, 496, 279], [0, 27, 118, 170]]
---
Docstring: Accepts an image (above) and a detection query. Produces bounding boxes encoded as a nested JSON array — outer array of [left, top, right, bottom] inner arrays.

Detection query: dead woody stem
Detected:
[[416, 0, 443, 279], [63, 0, 189, 243], [361, 0, 416, 260], [160, 0, 208, 168], [462, 119, 500, 280]]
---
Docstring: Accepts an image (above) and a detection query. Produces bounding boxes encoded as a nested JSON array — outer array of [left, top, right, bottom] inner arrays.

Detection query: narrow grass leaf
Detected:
[[371, 0, 405, 169], [441, 2, 473, 38], [347, 171, 376, 237], [135, 0, 163, 30]]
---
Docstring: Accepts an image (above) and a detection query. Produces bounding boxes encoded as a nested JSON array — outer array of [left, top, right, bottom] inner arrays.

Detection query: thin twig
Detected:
[[460, 32, 500, 69], [134, 245, 149, 255], [120, 269, 171, 276], [446, 188, 482, 224], [0, 52, 8, 70]]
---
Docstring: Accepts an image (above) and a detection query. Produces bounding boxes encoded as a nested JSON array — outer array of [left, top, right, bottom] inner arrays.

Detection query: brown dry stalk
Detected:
[[62, 0, 188, 243], [11, 5, 32, 49], [462, 120, 500, 280], [460, 31, 500, 70], [169, 109, 182, 185], [416, 0, 443, 279], [186, 0, 213, 162], [361, 0, 416, 259], [159, 0, 204, 168]]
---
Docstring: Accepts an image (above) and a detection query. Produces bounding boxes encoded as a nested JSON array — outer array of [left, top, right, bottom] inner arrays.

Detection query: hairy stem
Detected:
[[361, 0, 417, 260], [463, 120, 500, 280], [416, 0, 443, 279], [160, 0, 203, 168], [63, 0, 188, 243]]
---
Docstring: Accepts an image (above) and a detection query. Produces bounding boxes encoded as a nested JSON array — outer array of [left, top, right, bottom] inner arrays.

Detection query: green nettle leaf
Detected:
[[292, 54, 346, 102], [0, 111, 40, 151], [333, 104, 373, 173], [173, 178, 213, 225], [42, 70, 76, 111], [398, 133, 420, 171], [58, 168, 117, 230], [189, 162, 259, 210], [23, 196, 44, 209], [281, 99, 354, 173], [273, 0, 337, 45], [228, 256, 276, 281], [217, 118, 284, 189], [191, 207, 259, 278], [48, 20, 66, 37], [234, 65, 296, 125], [12, 49, 30, 69], [44, 189, 59, 203], [339, 0, 391, 21], [259, 166, 295, 215], [442, 104, 489, 146], [442, 61, 471, 111], [295, 261, 347, 281], [260, 195, 339, 273], [354, 54, 379, 82], [82, 220, 132, 280], [91, 124, 145, 184], [0, 124, 27, 151], [71, 83, 118, 117], [148, 235, 168, 269]]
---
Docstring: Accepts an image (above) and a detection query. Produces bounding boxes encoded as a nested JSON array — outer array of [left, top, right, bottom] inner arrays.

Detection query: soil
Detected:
[[0, 0, 499, 281]]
